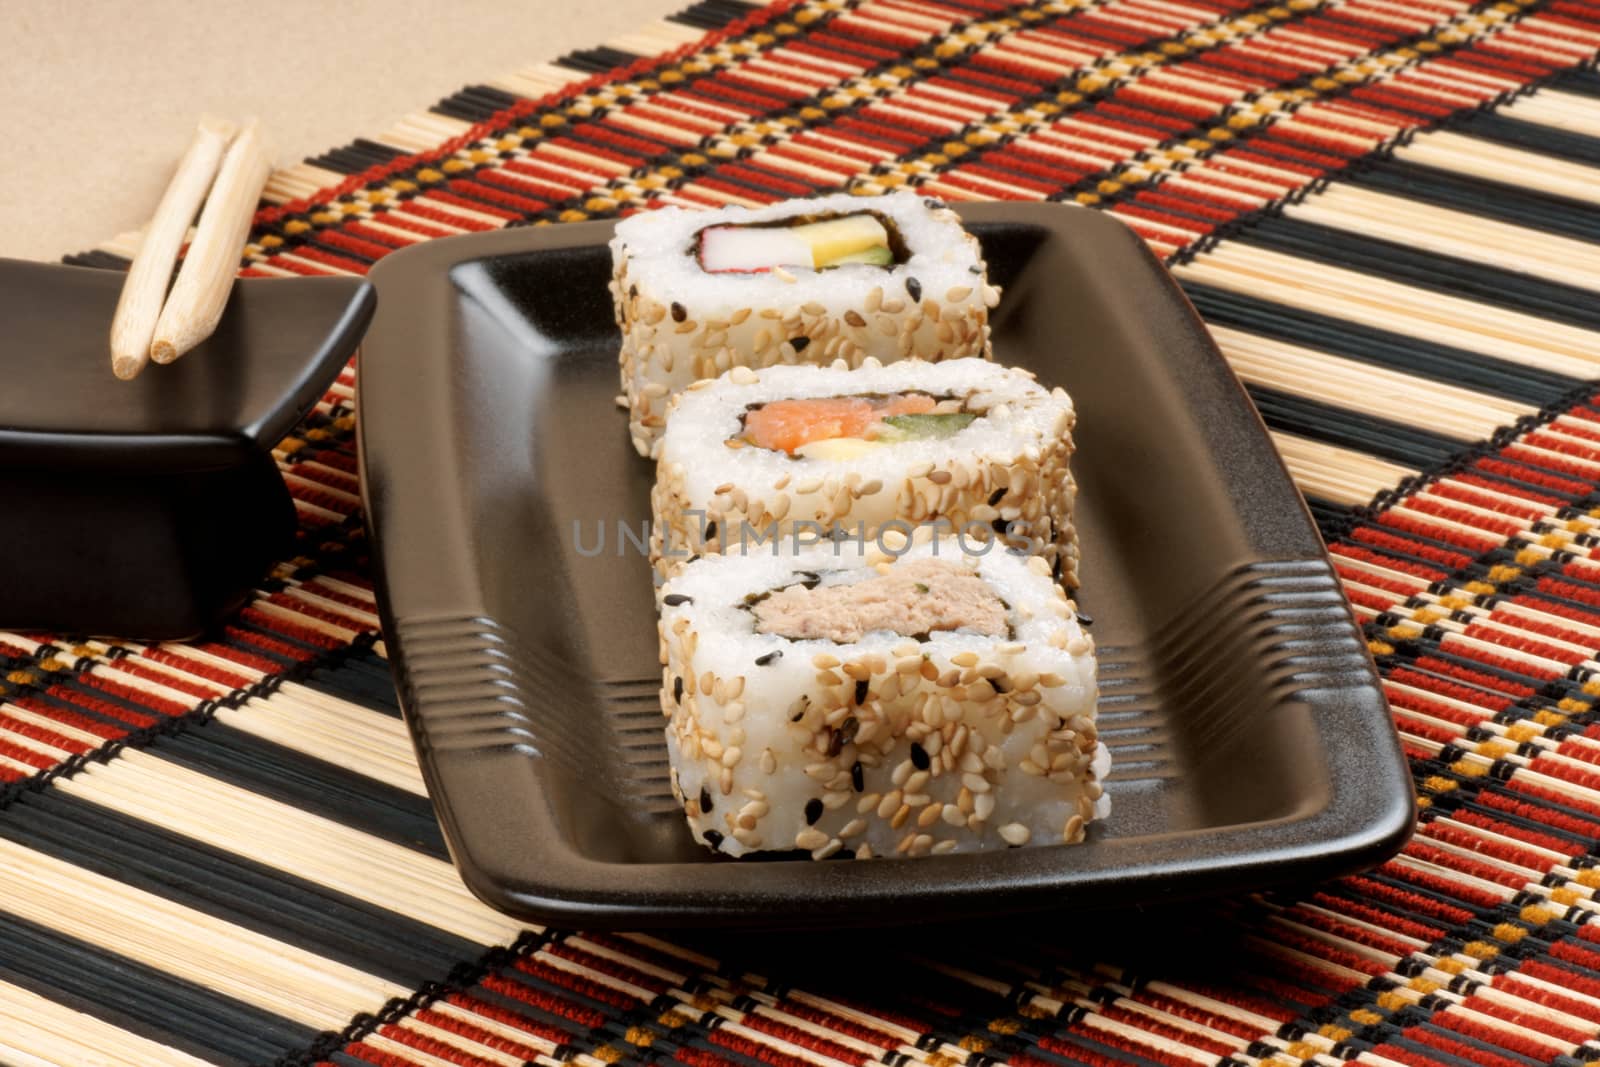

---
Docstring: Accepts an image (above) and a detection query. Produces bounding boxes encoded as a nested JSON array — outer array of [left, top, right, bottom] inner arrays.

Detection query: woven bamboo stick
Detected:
[[150, 120, 272, 364], [108, 116, 236, 380], [0, 979, 216, 1067]]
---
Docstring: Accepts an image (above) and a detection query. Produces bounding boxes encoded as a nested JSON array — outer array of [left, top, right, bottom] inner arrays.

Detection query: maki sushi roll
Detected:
[[610, 192, 1000, 457], [658, 535, 1106, 859], [651, 358, 1079, 587]]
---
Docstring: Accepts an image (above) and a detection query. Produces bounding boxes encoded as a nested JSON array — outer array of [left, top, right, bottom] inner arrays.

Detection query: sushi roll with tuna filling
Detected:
[[651, 358, 1079, 587], [658, 536, 1106, 859], [610, 192, 999, 457]]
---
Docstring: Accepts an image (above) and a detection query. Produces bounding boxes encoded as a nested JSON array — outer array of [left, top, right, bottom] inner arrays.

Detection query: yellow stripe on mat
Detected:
[[0, 835, 406, 1029], [215, 685, 428, 796], [1285, 185, 1600, 292], [1394, 131, 1600, 207], [53, 750, 526, 945], [1211, 325, 1536, 440], [1271, 433, 1417, 508], [1503, 89, 1600, 139], [1174, 245, 1600, 380], [0, 978, 217, 1067]]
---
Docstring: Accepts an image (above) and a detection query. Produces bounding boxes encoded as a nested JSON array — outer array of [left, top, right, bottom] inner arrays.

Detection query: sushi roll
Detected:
[[610, 191, 1000, 457], [659, 535, 1106, 859], [650, 358, 1079, 587]]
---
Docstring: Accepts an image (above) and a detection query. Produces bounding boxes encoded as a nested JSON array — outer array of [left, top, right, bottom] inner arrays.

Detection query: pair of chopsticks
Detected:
[[109, 117, 272, 380]]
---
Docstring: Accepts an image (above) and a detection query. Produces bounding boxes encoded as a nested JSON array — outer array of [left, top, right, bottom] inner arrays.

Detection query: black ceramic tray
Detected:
[[358, 203, 1412, 929]]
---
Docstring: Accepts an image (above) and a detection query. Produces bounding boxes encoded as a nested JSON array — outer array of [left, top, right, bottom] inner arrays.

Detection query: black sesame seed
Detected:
[[905, 277, 922, 302], [790, 696, 810, 722], [670, 301, 687, 322], [968, 264, 983, 274], [673, 676, 684, 703], [851, 760, 865, 792], [854, 679, 869, 705], [910, 742, 930, 770], [923, 197, 946, 209], [988, 487, 1005, 506], [791, 336, 810, 352], [663, 594, 693, 607], [703, 829, 725, 848], [840, 716, 859, 744], [1076, 611, 1095, 627], [827, 729, 845, 758], [704, 521, 717, 541], [804, 798, 824, 825], [629, 284, 639, 298], [755, 650, 783, 666]]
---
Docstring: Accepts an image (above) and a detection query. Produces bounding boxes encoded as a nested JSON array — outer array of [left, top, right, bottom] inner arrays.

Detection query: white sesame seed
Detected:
[[812, 838, 844, 861], [795, 828, 829, 851], [999, 823, 1030, 846]]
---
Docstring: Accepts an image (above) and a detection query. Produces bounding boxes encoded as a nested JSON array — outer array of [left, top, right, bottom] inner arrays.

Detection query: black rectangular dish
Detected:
[[358, 203, 1413, 929]]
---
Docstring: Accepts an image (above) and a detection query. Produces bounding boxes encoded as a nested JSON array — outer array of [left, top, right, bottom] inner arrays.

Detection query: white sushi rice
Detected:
[[610, 192, 998, 457], [658, 536, 1108, 860], [651, 358, 1080, 587]]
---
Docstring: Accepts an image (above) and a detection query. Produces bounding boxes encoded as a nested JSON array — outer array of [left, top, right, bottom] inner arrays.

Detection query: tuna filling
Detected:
[[753, 558, 1008, 643]]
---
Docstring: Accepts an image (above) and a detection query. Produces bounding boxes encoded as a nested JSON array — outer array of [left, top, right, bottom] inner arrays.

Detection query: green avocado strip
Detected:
[[877, 413, 977, 440]]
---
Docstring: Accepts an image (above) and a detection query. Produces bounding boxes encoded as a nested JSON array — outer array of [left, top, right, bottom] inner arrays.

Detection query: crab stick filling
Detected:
[[697, 213, 896, 273]]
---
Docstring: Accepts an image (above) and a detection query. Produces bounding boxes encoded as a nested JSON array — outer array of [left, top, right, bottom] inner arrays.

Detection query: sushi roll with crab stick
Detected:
[[658, 533, 1107, 859], [650, 358, 1079, 587], [610, 191, 1000, 457]]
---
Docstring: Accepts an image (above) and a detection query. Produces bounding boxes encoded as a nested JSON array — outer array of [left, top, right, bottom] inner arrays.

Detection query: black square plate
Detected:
[[358, 203, 1413, 929]]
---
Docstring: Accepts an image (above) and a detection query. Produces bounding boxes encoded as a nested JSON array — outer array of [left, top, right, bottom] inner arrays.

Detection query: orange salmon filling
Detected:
[[742, 394, 936, 455]]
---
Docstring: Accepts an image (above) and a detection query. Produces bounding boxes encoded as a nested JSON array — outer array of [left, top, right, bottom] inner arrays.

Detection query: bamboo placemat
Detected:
[[4, 0, 1600, 1063]]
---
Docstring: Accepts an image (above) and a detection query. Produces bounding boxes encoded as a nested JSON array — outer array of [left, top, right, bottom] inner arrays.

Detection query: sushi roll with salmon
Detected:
[[650, 358, 1079, 587], [658, 535, 1107, 859], [610, 192, 1000, 457]]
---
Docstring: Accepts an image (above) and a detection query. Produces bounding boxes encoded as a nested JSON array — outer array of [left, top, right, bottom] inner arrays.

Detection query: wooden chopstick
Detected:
[[148, 119, 272, 367], [108, 116, 236, 380]]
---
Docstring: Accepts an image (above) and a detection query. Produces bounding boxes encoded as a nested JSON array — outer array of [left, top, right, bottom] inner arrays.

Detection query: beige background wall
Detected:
[[0, 0, 682, 262]]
